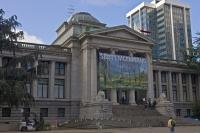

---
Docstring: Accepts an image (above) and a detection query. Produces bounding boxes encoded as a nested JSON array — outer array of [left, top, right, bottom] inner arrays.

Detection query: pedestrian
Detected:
[[168, 117, 176, 133]]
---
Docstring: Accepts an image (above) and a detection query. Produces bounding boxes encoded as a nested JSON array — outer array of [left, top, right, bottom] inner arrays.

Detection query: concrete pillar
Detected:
[[0, 56, 2, 67], [32, 79, 37, 98], [65, 62, 71, 100], [188, 74, 193, 102], [146, 53, 154, 99], [158, 70, 162, 96], [111, 89, 118, 105], [178, 73, 183, 102], [170, 3, 176, 60], [168, 72, 173, 102], [129, 90, 136, 105], [82, 47, 91, 103], [90, 48, 97, 101], [49, 61, 55, 98], [71, 45, 81, 101]]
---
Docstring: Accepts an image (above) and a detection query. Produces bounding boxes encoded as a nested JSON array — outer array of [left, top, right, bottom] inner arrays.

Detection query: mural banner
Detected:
[[98, 52, 148, 90]]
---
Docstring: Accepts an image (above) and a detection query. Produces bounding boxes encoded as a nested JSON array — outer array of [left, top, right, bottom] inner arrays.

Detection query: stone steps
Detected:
[[59, 105, 200, 129]]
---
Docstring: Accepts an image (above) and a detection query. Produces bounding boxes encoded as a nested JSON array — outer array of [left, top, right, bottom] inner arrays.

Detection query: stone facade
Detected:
[[0, 12, 199, 123]]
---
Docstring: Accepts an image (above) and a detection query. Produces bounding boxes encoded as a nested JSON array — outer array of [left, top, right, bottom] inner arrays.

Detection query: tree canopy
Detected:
[[0, 9, 35, 107]]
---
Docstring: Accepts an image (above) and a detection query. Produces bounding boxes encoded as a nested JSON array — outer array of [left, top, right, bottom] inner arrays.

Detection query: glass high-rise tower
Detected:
[[126, 0, 192, 61]]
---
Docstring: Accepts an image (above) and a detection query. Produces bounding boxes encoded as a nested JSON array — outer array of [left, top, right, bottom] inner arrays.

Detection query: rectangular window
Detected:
[[153, 71, 156, 82], [2, 108, 11, 117], [186, 109, 191, 117], [26, 83, 31, 94], [172, 73, 177, 84], [38, 61, 49, 75], [161, 72, 167, 83], [183, 86, 188, 101], [55, 79, 65, 99], [182, 74, 186, 84], [176, 109, 181, 116], [162, 85, 167, 97], [40, 108, 48, 117], [23, 108, 30, 117], [57, 108, 65, 117], [37, 78, 48, 98], [55, 62, 65, 75], [193, 87, 197, 101], [191, 74, 197, 84], [172, 86, 178, 101]]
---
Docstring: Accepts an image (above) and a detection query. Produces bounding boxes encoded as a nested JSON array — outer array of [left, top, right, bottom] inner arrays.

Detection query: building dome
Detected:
[[69, 12, 101, 24]]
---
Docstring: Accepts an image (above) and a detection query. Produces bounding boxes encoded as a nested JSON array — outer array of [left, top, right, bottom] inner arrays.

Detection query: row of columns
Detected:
[[0, 56, 70, 99], [108, 50, 153, 105], [156, 70, 200, 102], [111, 89, 136, 105]]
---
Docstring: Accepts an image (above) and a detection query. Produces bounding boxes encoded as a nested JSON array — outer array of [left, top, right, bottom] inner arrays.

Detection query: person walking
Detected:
[[168, 117, 176, 133]]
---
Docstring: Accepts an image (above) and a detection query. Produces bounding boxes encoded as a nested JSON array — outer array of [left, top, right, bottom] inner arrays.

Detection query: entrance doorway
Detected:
[[117, 90, 129, 104], [135, 90, 147, 104]]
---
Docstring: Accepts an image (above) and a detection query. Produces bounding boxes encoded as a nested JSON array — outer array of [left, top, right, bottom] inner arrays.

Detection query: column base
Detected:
[[129, 103, 137, 106], [112, 102, 119, 105]]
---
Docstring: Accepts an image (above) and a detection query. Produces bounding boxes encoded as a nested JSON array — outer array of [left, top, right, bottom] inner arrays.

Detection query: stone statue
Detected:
[[159, 93, 167, 102], [96, 91, 106, 102]]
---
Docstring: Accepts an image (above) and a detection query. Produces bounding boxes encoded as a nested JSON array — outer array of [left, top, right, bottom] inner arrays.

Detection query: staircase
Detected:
[[59, 105, 200, 129], [60, 105, 168, 129], [112, 105, 168, 127]]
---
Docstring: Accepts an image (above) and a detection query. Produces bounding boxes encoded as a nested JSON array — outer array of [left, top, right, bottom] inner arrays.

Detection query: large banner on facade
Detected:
[[98, 52, 148, 90]]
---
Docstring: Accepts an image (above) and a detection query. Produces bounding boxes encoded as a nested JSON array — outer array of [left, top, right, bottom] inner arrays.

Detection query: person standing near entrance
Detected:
[[168, 117, 176, 133]]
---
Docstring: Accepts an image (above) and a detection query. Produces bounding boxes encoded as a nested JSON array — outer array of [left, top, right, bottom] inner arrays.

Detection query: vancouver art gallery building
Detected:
[[0, 12, 199, 122]]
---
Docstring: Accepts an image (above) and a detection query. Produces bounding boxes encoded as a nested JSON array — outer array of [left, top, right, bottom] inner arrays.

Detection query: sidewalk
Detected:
[[3, 126, 200, 133]]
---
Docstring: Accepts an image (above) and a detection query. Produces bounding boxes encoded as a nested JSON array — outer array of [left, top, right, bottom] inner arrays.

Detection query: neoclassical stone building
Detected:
[[0, 12, 199, 123]]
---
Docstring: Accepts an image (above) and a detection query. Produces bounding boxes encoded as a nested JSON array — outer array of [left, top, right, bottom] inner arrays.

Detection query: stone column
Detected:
[[158, 70, 162, 96], [168, 72, 173, 102], [146, 53, 154, 99], [110, 49, 118, 105], [188, 74, 193, 102], [111, 89, 118, 105], [0, 56, 2, 67], [129, 90, 136, 105], [90, 48, 97, 101], [32, 60, 38, 98], [65, 62, 71, 100], [82, 47, 91, 103], [32, 79, 37, 98], [178, 73, 183, 102], [71, 44, 81, 101], [49, 61, 55, 98]]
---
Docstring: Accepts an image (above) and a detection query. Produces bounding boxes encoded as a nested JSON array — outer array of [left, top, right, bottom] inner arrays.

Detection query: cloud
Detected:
[[80, 0, 123, 6], [16, 29, 44, 44]]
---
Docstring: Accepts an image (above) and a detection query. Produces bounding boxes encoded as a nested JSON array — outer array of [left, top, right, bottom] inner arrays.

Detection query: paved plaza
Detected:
[[2, 126, 200, 133]]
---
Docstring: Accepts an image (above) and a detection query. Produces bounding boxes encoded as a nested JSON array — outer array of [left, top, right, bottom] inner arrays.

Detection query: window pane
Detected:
[[38, 84, 43, 97], [55, 85, 58, 98], [57, 108, 65, 117], [59, 87, 64, 98], [55, 79, 64, 99], [23, 108, 30, 117], [40, 108, 48, 117], [2, 108, 11, 117], [43, 85, 48, 98]]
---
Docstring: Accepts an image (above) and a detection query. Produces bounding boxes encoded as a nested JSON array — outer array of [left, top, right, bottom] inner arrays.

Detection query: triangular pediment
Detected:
[[89, 25, 153, 44]]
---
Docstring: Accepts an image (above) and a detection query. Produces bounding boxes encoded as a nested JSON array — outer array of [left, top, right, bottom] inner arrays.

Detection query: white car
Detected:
[[19, 120, 36, 131]]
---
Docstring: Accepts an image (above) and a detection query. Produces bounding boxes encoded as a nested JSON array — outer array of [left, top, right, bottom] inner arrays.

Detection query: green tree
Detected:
[[0, 9, 35, 107], [185, 32, 200, 71], [192, 101, 200, 116]]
